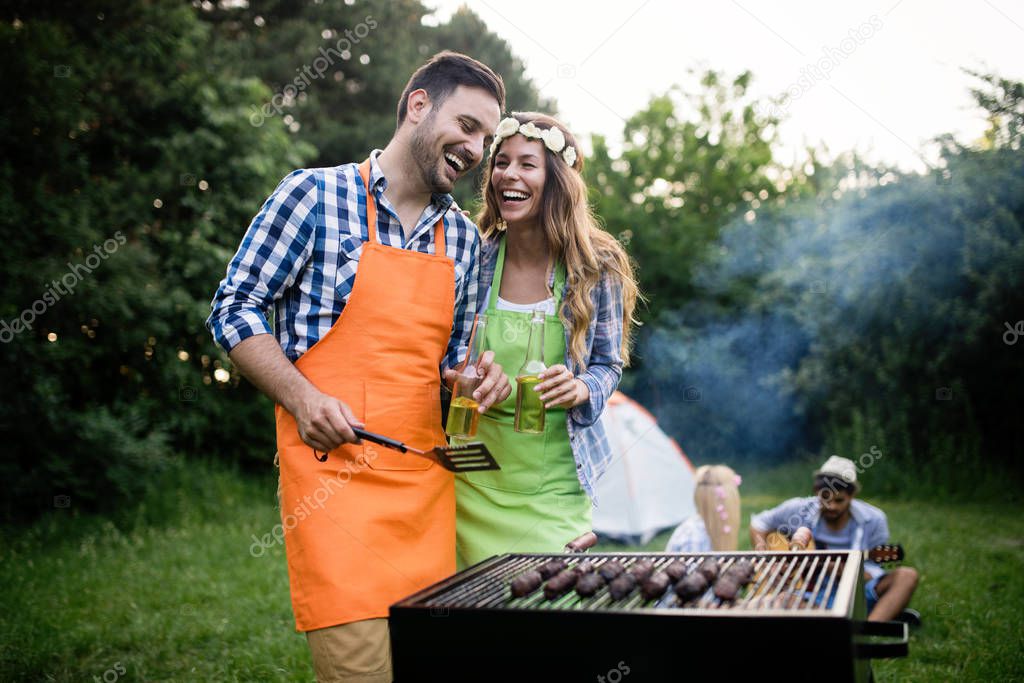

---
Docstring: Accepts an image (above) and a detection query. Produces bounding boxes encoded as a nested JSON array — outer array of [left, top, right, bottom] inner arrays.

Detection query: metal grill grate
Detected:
[[415, 551, 856, 615], [390, 551, 905, 683]]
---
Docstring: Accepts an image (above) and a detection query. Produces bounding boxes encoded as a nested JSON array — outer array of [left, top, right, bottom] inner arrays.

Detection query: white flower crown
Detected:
[[489, 117, 578, 167]]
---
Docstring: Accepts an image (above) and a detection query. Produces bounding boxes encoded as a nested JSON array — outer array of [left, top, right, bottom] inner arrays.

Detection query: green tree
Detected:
[[0, 0, 556, 520], [0, 0, 313, 517], [198, 1, 551, 208], [585, 69, 785, 321], [965, 68, 1024, 151]]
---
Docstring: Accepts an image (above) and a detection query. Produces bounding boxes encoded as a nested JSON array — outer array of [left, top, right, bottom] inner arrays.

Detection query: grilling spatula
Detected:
[[313, 428, 500, 472]]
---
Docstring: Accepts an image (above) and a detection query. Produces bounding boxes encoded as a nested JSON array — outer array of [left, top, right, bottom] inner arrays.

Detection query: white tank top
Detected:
[[485, 285, 557, 315]]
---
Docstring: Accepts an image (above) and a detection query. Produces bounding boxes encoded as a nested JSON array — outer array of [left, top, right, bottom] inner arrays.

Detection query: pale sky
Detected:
[[425, 0, 1024, 172]]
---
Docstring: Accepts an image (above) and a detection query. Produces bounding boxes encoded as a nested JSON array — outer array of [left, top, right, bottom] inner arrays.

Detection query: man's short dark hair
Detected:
[[814, 474, 857, 495], [396, 51, 505, 125]]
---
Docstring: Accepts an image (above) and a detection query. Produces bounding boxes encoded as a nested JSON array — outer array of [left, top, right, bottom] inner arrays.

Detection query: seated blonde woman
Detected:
[[665, 465, 742, 552]]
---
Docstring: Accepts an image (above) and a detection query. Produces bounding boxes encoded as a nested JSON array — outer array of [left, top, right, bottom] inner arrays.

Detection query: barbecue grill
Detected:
[[390, 551, 907, 682]]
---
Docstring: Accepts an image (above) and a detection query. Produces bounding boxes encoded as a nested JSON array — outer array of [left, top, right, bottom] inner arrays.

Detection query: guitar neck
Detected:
[[864, 544, 904, 564]]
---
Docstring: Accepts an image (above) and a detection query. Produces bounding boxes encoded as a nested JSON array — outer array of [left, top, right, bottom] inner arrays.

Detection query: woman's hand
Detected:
[[535, 364, 590, 408], [474, 350, 512, 412], [442, 350, 512, 413]]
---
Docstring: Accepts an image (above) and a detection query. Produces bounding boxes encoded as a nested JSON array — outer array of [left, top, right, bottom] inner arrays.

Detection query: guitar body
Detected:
[[765, 531, 816, 551]]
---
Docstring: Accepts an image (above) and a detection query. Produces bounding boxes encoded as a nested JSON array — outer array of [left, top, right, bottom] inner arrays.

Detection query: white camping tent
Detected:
[[592, 392, 697, 544]]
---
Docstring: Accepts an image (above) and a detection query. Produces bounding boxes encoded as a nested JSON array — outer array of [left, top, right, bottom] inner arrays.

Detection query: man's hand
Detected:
[[442, 367, 459, 392], [227, 335, 364, 454], [750, 526, 770, 552], [442, 351, 511, 413], [292, 386, 364, 453], [535, 364, 589, 408], [472, 350, 511, 412]]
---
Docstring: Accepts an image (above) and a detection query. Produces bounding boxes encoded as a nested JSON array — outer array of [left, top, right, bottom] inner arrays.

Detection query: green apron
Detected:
[[455, 237, 592, 569]]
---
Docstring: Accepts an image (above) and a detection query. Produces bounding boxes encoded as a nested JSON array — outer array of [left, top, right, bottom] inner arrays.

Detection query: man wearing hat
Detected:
[[749, 456, 920, 624]]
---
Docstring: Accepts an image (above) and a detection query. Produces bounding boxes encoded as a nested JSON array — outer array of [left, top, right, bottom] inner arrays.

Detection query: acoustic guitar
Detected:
[[765, 531, 904, 564]]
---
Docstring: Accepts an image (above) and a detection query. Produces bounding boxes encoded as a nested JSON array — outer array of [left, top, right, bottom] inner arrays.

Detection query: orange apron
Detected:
[[274, 159, 456, 631]]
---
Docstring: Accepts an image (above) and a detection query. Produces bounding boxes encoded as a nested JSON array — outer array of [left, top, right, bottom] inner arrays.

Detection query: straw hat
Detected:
[[814, 455, 860, 493]]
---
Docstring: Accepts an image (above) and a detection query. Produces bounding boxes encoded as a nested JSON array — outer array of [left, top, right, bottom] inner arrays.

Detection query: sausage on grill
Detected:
[[675, 572, 709, 602], [696, 558, 720, 583], [598, 561, 625, 582], [726, 559, 755, 582], [608, 572, 638, 600], [640, 571, 672, 600], [510, 570, 543, 598], [628, 559, 655, 581], [537, 559, 568, 579], [663, 560, 688, 583], [544, 568, 580, 600], [713, 575, 742, 601], [575, 572, 605, 597], [713, 560, 756, 601]]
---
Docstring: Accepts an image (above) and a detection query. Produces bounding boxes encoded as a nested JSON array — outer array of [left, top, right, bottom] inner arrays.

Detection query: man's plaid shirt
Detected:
[[207, 152, 479, 370]]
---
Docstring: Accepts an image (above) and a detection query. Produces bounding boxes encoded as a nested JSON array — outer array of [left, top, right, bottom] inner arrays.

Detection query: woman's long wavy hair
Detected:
[[476, 112, 640, 368]]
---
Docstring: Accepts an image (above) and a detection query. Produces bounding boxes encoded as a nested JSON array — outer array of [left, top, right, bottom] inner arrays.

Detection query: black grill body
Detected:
[[389, 551, 906, 682]]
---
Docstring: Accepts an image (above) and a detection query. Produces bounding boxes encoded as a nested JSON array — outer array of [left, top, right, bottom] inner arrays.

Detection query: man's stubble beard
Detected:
[[409, 113, 452, 194]]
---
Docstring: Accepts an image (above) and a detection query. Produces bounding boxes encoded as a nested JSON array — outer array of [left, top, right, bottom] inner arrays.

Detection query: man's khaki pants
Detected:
[[306, 618, 391, 683]]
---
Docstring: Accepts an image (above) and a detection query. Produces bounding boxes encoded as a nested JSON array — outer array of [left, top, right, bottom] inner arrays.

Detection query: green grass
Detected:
[[1, 460, 1022, 682]]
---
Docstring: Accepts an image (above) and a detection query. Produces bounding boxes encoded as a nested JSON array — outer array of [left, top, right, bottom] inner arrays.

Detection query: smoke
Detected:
[[623, 151, 1024, 469], [630, 310, 810, 464]]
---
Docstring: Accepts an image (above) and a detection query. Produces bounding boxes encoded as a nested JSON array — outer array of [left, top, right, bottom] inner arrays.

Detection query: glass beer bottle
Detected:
[[514, 309, 547, 434], [445, 314, 487, 438]]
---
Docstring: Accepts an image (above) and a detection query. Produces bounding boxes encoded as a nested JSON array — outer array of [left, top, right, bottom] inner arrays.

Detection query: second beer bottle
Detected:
[[514, 309, 547, 433], [445, 314, 487, 438]]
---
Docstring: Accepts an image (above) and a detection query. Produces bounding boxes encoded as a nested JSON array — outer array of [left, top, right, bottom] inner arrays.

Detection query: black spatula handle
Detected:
[[311, 428, 408, 461], [352, 427, 408, 452]]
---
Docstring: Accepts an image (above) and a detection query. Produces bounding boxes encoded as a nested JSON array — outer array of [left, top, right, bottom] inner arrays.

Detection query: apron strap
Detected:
[[434, 215, 446, 256], [358, 158, 446, 253], [356, 159, 379, 245], [487, 236, 507, 311], [488, 235, 567, 312], [551, 259, 566, 308]]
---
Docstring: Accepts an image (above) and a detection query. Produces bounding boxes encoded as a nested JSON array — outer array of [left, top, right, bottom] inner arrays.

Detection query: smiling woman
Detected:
[[477, 113, 639, 368], [453, 112, 641, 568]]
